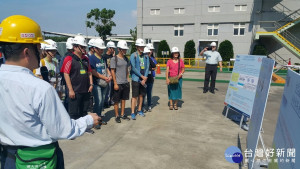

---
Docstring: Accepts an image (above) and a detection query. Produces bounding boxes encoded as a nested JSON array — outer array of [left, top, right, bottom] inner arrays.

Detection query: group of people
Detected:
[[0, 15, 223, 168], [34, 36, 161, 129]]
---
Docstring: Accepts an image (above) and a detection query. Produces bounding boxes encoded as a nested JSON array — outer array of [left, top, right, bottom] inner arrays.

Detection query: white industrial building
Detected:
[[137, 0, 300, 64]]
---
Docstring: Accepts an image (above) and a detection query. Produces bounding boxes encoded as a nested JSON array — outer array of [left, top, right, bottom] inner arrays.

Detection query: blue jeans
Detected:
[[143, 81, 154, 108], [92, 84, 108, 116]]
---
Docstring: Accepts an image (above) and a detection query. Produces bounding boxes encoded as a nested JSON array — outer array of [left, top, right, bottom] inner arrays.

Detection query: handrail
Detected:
[[277, 8, 300, 22], [280, 30, 300, 50], [269, 52, 288, 65], [259, 8, 300, 32], [156, 58, 234, 68], [276, 33, 300, 54]]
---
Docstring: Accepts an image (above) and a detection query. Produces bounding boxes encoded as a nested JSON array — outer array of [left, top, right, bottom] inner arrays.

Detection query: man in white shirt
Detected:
[[200, 42, 223, 94], [0, 15, 100, 169]]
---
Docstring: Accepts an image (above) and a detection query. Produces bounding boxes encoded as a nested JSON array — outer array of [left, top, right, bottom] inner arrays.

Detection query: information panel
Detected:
[[270, 69, 300, 169], [246, 58, 275, 169], [225, 55, 266, 117]]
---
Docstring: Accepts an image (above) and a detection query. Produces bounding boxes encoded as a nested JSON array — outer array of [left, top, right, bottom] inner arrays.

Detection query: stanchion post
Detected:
[[225, 106, 229, 118], [240, 115, 244, 128]]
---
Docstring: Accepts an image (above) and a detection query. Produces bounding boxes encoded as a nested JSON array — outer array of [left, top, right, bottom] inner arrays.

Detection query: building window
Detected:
[[174, 8, 185, 14], [207, 24, 219, 36], [150, 9, 160, 15], [174, 25, 184, 37], [208, 6, 220, 12], [145, 38, 152, 44], [235, 5, 247, 11], [233, 23, 246, 36]]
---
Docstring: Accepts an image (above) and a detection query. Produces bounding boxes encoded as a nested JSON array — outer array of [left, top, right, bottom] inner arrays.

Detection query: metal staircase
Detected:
[[256, 8, 300, 59]]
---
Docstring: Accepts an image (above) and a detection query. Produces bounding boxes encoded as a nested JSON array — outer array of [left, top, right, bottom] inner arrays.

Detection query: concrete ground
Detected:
[[59, 71, 284, 169]]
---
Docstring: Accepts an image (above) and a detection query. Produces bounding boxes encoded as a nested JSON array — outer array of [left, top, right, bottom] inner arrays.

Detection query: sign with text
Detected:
[[270, 69, 300, 169], [225, 55, 266, 117], [246, 58, 275, 169]]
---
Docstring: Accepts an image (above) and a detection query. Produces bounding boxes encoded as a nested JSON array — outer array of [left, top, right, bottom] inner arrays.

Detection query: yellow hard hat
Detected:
[[0, 15, 46, 44]]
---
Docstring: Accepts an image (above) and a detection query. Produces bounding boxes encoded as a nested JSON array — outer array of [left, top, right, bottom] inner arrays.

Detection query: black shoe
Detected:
[[104, 103, 109, 108], [121, 115, 130, 121], [115, 116, 121, 123], [94, 124, 101, 130], [203, 90, 208, 93], [210, 90, 215, 94]]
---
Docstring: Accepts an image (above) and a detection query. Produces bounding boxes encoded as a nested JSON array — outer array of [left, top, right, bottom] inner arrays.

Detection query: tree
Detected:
[[157, 40, 171, 58], [130, 27, 137, 53], [86, 8, 116, 41], [252, 44, 268, 55], [184, 40, 196, 58], [218, 40, 234, 62]]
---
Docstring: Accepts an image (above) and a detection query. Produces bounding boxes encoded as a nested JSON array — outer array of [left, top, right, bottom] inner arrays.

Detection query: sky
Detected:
[[0, 0, 137, 36]]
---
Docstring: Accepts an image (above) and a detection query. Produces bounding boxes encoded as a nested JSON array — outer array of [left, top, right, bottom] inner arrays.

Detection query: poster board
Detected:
[[225, 55, 267, 117], [246, 58, 275, 169], [269, 69, 300, 169]]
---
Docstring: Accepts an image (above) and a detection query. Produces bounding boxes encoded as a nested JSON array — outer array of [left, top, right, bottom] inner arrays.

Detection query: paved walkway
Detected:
[[59, 73, 284, 169]]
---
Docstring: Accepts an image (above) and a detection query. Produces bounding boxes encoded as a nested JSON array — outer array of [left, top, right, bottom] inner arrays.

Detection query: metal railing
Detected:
[[273, 2, 292, 15], [156, 58, 234, 69], [269, 52, 288, 65], [277, 8, 300, 23], [280, 30, 300, 50], [259, 8, 300, 32]]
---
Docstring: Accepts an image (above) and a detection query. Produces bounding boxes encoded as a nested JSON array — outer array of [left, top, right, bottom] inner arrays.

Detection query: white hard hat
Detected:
[[93, 39, 106, 49], [73, 36, 87, 47], [143, 47, 151, 53], [107, 41, 116, 48], [88, 38, 96, 47], [41, 39, 57, 50], [135, 38, 146, 47], [171, 47, 180, 53], [146, 43, 154, 50], [210, 42, 217, 47], [66, 37, 74, 50], [117, 40, 129, 50]]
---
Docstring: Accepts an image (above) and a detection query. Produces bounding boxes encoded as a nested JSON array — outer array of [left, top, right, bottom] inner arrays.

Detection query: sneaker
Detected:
[[85, 129, 95, 134], [210, 90, 215, 94], [143, 107, 147, 113], [121, 115, 130, 121], [131, 113, 136, 120], [115, 116, 121, 123], [138, 111, 145, 117], [203, 90, 208, 93], [148, 106, 152, 112], [94, 124, 101, 130], [101, 120, 107, 125]]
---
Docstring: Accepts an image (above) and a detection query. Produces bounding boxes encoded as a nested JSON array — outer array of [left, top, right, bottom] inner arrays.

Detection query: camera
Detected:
[[206, 47, 212, 50]]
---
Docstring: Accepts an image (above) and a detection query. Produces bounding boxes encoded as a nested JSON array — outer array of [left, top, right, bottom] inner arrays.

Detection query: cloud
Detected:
[[131, 10, 137, 18]]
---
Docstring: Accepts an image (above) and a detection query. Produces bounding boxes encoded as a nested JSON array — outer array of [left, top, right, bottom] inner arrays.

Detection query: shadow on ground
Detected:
[[221, 106, 248, 127]]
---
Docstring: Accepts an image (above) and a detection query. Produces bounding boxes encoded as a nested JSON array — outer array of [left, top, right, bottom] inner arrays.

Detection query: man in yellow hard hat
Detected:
[[0, 15, 100, 169]]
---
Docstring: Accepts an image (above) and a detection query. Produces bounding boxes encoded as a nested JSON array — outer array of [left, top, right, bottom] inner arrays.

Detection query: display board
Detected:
[[270, 69, 300, 169], [225, 55, 267, 117], [246, 58, 275, 169]]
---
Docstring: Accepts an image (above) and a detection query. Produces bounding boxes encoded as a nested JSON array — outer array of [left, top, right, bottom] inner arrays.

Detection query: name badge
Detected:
[[80, 69, 87, 74]]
